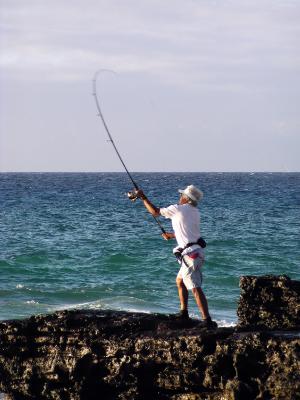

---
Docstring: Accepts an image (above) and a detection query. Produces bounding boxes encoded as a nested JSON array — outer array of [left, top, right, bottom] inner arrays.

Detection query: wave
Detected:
[[48, 297, 237, 328]]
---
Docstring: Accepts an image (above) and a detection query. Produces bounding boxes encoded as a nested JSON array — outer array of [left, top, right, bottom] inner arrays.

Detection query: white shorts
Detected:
[[177, 247, 205, 290]]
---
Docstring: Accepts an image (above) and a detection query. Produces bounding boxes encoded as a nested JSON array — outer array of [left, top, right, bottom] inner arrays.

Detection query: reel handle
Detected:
[[127, 191, 138, 202]]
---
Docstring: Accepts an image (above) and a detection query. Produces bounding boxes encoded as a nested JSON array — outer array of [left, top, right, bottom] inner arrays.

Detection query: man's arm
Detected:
[[135, 190, 160, 217], [135, 190, 175, 241]]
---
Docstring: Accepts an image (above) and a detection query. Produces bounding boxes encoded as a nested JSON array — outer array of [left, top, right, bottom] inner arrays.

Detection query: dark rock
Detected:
[[237, 275, 300, 330], [0, 275, 299, 399]]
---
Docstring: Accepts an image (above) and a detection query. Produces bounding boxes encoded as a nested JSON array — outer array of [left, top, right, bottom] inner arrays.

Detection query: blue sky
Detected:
[[0, 0, 299, 172]]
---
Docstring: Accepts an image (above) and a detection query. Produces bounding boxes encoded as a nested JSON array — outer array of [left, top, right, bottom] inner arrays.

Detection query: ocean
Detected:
[[1, 172, 299, 326]]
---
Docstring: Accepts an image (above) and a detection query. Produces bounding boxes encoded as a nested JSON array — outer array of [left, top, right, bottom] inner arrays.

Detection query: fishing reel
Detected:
[[127, 190, 138, 202]]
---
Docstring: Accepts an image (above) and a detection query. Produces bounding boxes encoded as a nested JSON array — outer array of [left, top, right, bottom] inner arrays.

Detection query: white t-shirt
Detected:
[[159, 204, 201, 248]]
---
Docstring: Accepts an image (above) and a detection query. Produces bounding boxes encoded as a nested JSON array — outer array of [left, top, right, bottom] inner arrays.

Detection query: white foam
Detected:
[[16, 284, 24, 289], [189, 313, 236, 327], [16, 284, 32, 291], [25, 300, 39, 304], [49, 296, 170, 316], [216, 319, 236, 328]]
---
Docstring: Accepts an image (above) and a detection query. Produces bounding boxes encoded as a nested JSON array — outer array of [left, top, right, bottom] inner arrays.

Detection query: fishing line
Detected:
[[92, 70, 166, 234]]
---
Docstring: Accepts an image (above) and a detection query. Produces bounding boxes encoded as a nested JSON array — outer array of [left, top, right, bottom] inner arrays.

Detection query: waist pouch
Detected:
[[173, 237, 206, 261]]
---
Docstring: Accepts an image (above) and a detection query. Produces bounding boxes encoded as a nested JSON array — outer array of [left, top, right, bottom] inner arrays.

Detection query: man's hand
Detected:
[[135, 189, 147, 200], [162, 232, 175, 240]]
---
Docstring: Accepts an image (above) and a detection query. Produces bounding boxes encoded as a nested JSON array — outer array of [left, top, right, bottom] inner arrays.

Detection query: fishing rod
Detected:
[[92, 70, 166, 234]]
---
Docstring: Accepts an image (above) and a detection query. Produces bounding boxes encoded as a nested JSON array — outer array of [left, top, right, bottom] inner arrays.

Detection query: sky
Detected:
[[0, 0, 299, 172]]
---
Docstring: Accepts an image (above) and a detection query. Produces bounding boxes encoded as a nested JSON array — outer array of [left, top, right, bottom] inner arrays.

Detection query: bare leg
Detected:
[[192, 287, 210, 320], [176, 277, 189, 311]]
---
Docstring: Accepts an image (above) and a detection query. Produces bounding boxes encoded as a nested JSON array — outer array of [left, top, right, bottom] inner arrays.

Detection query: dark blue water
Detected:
[[1, 172, 299, 326]]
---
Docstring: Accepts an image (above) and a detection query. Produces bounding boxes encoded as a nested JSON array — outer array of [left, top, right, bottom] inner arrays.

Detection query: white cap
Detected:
[[178, 185, 203, 203]]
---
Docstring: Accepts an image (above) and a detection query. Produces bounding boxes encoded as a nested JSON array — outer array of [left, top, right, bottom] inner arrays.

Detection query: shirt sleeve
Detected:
[[159, 204, 179, 219]]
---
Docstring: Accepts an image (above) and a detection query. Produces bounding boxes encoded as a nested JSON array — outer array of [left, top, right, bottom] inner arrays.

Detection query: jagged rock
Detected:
[[0, 311, 231, 399], [204, 331, 300, 399], [0, 275, 299, 399], [237, 275, 300, 330]]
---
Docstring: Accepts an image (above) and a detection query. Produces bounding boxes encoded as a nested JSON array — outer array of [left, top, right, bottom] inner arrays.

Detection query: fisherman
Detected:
[[136, 185, 217, 328]]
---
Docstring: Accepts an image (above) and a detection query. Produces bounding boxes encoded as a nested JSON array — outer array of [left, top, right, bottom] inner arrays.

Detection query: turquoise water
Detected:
[[1, 172, 299, 325]]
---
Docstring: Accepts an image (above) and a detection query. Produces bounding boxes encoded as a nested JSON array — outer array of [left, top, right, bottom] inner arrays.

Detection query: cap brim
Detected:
[[178, 189, 197, 202]]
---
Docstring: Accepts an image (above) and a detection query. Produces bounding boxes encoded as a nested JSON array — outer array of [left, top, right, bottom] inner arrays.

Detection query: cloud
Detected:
[[1, 0, 299, 89], [0, 0, 299, 172]]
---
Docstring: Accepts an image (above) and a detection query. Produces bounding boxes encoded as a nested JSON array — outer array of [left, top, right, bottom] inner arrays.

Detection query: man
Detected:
[[136, 185, 217, 329]]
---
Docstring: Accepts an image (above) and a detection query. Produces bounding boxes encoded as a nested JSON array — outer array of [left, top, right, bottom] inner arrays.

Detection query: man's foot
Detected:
[[172, 309, 190, 320], [199, 316, 218, 329]]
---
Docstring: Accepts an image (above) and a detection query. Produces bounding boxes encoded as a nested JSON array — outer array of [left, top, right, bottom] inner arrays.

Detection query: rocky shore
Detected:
[[0, 275, 299, 399]]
